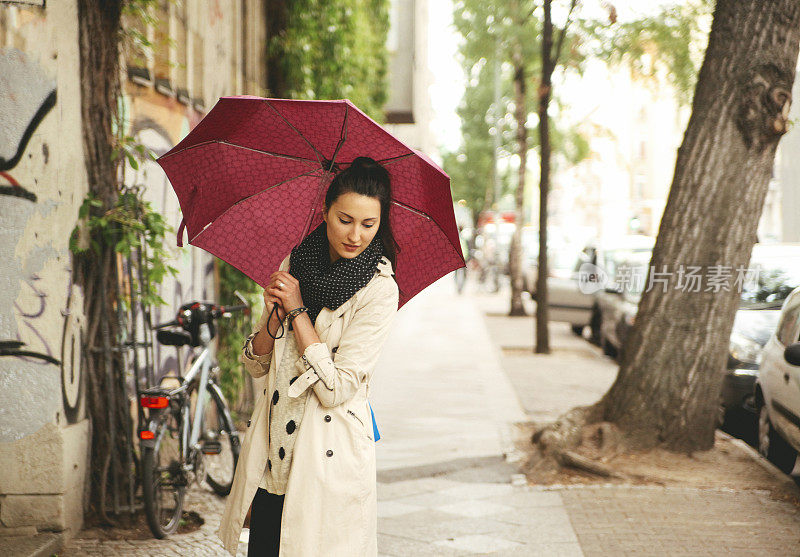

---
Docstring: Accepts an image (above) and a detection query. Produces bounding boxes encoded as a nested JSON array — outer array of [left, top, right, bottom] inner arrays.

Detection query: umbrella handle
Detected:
[[266, 303, 285, 340], [177, 219, 186, 247]]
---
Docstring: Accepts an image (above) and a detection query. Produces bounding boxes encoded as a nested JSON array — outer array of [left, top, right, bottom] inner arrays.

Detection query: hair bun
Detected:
[[350, 156, 380, 169]]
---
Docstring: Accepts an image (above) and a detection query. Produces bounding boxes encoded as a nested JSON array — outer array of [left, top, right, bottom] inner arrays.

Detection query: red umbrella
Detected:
[[157, 96, 464, 309]]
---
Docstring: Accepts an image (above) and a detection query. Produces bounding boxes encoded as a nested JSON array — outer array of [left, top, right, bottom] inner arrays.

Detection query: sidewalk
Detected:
[[58, 271, 800, 556], [473, 276, 800, 556], [371, 272, 580, 556]]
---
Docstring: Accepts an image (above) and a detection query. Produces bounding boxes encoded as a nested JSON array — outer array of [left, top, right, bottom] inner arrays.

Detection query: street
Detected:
[[63, 273, 800, 556]]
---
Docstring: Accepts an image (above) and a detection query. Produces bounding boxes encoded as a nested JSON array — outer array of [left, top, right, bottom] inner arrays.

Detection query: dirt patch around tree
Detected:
[[514, 421, 800, 507], [73, 510, 204, 541]]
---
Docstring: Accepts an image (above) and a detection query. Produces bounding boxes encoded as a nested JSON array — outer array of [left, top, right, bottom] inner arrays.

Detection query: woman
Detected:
[[217, 156, 400, 557]]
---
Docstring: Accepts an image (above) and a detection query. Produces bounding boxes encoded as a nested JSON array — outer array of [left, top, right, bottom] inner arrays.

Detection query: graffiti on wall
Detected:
[[0, 47, 85, 435]]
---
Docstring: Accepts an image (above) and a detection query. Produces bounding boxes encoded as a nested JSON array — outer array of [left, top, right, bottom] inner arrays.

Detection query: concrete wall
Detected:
[[0, 0, 90, 538], [0, 0, 267, 540]]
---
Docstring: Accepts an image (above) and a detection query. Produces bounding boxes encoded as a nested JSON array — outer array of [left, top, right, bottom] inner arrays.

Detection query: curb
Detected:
[[716, 430, 800, 494], [0, 532, 63, 557]]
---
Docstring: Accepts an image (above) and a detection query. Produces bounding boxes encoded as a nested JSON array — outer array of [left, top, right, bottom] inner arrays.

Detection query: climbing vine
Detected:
[[69, 186, 177, 309]]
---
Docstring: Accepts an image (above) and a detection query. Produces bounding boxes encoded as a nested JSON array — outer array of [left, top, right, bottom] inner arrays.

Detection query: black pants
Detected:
[[247, 488, 285, 557]]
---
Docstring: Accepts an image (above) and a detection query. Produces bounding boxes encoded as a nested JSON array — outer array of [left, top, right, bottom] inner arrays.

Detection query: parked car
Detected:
[[589, 242, 800, 385], [754, 284, 800, 474], [527, 235, 655, 337], [722, 244, 800, 421], [592, 251, 652, 358], [586, 236, 655, 343]]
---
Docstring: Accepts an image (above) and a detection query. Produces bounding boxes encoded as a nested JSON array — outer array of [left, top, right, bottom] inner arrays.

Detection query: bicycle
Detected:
[[137, 300, 248, 538]]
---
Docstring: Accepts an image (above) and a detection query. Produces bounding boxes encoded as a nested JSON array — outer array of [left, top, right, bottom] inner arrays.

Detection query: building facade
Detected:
[[0, 0, 266, 542], [384, 0, 437, 159]]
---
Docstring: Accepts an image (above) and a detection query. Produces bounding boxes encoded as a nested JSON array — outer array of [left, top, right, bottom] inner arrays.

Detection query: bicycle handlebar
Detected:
[[155, 302, 250, 331], [220, 304, 248, 314], [210, 304, 250, 319]]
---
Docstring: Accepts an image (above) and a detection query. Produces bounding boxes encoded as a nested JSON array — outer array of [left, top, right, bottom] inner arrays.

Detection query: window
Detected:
[[173, 0, 188, 97], [122, 5, 150, 80], [191, 29, 204, 109], [777, 292, 800, 346], [153, 0, 171, 84]]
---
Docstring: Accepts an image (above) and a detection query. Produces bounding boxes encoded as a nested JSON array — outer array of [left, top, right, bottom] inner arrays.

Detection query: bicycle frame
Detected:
[[145, 323, 215, 467], [180, 345, 212, 462]]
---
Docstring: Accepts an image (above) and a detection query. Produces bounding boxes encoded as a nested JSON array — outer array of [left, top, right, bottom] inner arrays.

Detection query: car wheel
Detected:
[[601, 336, 617, 358], [571, 324, 585, 337], [758, 402, 798, 475], [589, 308, 601, 346]]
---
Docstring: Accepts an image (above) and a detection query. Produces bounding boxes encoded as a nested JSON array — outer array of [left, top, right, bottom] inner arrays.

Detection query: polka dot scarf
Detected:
[[288, 221, 384, 325]]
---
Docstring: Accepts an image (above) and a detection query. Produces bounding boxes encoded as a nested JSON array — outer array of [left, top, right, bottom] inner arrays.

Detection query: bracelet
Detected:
[[286, 306, 308, 323]]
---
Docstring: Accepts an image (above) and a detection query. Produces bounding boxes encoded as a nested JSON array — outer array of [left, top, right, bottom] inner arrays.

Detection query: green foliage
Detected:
[[447, 0, 590, 221], [70, 186, 178, 309], [581, 0, 713, 106], [271, 0, 391, 121], [215, 261, 262, 416], [447, 0, 710, 221]]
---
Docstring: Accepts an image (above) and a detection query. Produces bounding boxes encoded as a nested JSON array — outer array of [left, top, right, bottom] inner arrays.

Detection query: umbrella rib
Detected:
[[392, 200, 464, 264], [378, 153, 414, 166], [159, 140, 319, 167], [391, 199, 432, 220], [264, 100, 326, 168], [186, 169, 323, 245]]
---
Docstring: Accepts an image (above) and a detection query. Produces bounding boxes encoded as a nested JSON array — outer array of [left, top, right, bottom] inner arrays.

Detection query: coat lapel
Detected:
[[279, 255, 393, 360], [309, 257, 393, 338]]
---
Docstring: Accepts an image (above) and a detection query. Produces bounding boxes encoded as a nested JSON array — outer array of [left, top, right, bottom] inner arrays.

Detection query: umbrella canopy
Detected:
[[157, 96, 464, 309]]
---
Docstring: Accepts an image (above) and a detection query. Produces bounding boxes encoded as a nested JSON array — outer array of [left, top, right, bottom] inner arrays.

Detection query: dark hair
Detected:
[[324, 156, 400, 270]]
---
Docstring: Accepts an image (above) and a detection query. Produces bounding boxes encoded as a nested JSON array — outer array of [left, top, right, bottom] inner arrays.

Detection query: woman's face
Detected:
[[323, 191, 382, 263]]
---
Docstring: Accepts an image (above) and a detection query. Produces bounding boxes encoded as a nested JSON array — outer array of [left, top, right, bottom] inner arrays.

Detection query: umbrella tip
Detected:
[[320, 158, 340, 173]]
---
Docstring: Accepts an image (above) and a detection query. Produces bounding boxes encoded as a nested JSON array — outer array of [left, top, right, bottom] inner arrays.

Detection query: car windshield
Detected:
[[603, 249, 652, 284], [613, 252, 653, 300], [740, 251, 800, 308]]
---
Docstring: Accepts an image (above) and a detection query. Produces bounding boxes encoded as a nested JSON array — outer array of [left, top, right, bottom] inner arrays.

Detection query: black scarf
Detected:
[[287, 221, 384, 326]]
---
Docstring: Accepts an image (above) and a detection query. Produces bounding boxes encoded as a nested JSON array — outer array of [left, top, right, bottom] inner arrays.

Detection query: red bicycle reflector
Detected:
[[140, 396, 169, 409], [139, 430, 155, 440]]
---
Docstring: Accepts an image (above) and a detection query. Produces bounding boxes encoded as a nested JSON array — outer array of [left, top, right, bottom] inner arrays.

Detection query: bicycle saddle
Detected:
[[156, 329, 193, 347]]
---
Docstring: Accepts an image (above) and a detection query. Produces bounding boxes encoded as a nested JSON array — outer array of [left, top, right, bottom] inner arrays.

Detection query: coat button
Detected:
[[247, 419, 251, 428], [326, 449, 333, 457], [324, 415, 331, 422], [263, 388, 266, 395]]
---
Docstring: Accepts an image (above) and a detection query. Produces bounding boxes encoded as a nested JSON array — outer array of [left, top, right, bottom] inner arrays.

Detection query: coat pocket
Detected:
[[346, 408, 373, 442]]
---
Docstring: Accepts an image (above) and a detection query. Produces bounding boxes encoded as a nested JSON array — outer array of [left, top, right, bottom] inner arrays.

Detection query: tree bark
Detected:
[[266, 0, 289, 98], [535, 0, 554, 352], [77, 0, 128, 522], [598, 0, 800, 452], [509, 39, 528, 317]]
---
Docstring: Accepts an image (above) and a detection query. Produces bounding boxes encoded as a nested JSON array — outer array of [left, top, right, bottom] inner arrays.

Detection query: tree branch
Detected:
[[552, 0, 578, 67]]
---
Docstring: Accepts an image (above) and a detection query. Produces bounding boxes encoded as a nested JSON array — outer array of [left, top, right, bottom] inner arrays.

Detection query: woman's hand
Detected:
[[266, 271, 304, 313], [263, 282, 287, 326]]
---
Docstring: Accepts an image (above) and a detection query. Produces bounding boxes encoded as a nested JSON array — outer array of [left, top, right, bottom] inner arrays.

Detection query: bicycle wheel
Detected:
[[202, 381, 240, 496], [141, 409, 185, 538]]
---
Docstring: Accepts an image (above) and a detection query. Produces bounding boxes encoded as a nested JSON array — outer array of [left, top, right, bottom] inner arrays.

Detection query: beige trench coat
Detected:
[[217, 253, 399, 556]]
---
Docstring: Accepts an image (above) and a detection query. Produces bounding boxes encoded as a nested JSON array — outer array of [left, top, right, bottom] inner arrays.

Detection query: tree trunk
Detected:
[[77, 0, 128, 522], [535, 0, 554, 353], [509, 40, 528, 317], [266, 0, 289, 98], [599, 0, 800, 452]]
